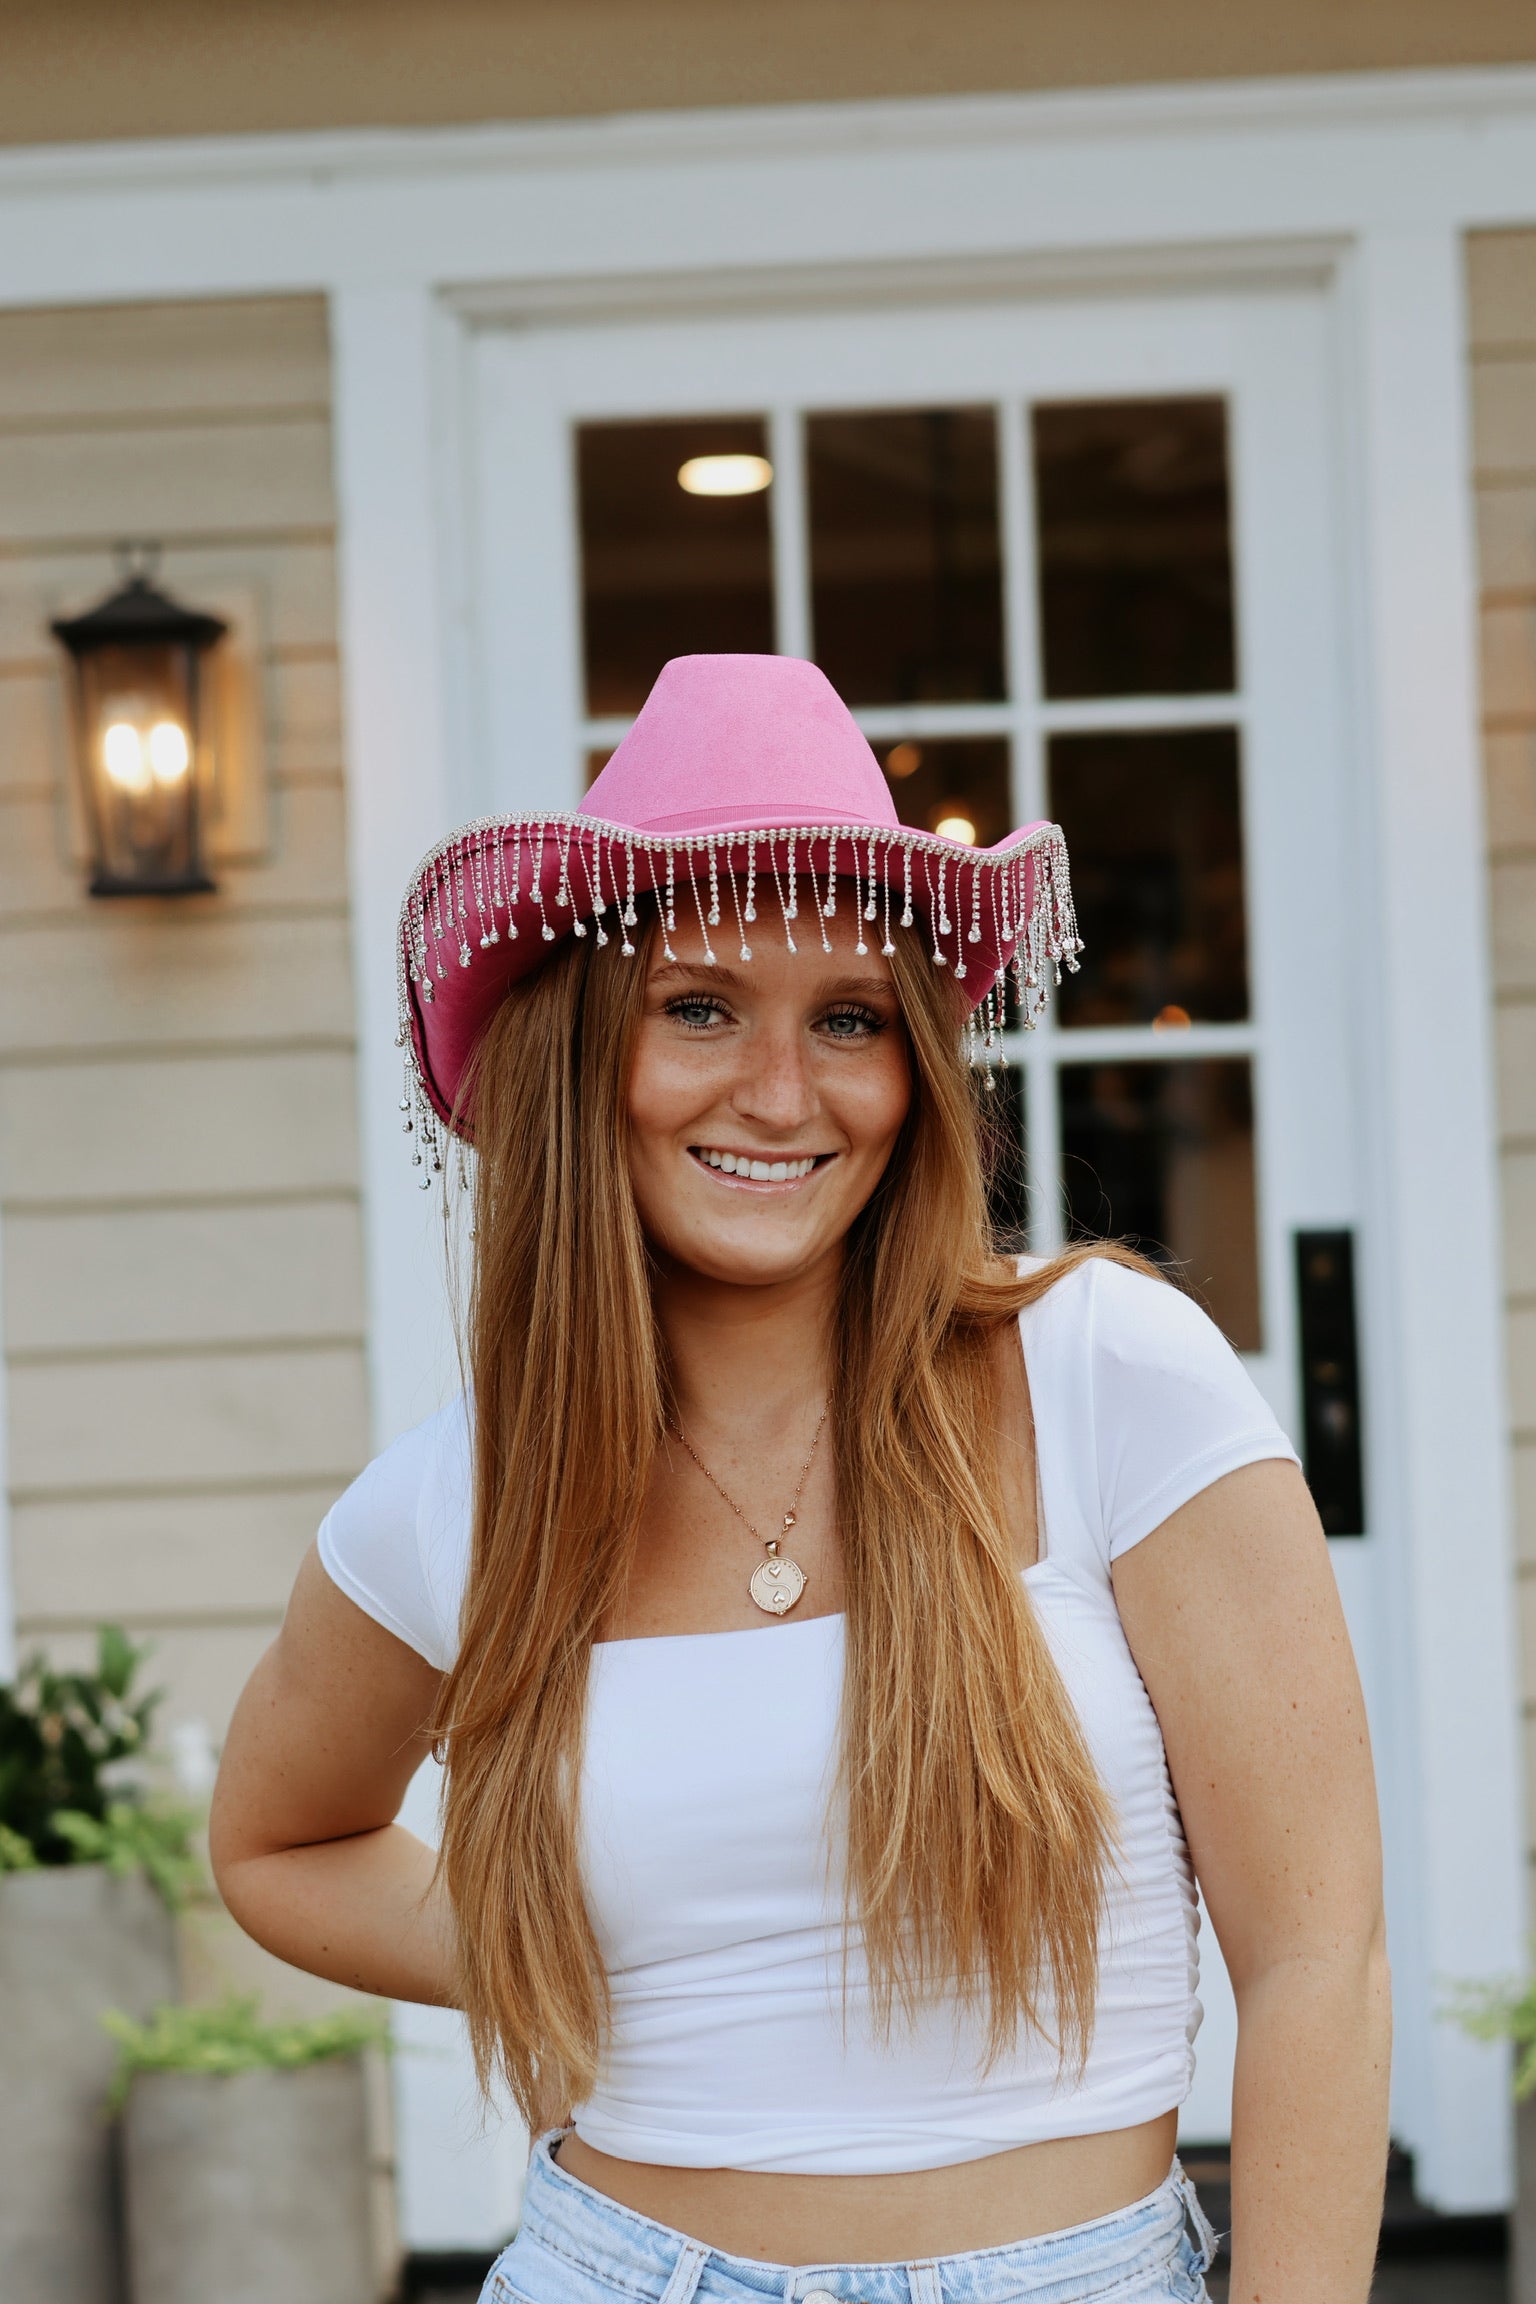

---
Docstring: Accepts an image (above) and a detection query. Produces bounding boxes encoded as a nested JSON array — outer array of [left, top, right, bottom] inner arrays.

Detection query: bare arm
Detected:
[[209, 1546, 458, 2005], [1113, 1459, 1391, 2304]]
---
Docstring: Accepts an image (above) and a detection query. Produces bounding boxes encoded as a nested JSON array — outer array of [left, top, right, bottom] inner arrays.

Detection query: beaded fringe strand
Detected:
[[397, 819, 1079, 1185]]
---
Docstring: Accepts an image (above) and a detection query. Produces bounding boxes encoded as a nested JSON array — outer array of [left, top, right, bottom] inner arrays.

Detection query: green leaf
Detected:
[[49, 1800, 204, 1910], [96, 1624, 142, 1702], [1445, 1975, 1536, 2099], [0, 1821, 39, 1871], [101, 1995, 391, 2111]]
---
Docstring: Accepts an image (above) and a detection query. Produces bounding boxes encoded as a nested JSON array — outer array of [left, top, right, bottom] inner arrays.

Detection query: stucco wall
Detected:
[[0, 295, 368, 1743], [0, 0, 1532, 146], [1467, 233, 1536, 1881]]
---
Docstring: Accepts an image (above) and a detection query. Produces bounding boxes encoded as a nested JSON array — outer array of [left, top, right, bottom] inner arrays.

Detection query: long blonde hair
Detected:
[[432, 913, 1119, 2131]]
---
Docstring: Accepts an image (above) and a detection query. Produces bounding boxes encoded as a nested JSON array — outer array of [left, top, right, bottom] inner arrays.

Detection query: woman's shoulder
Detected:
[[1019, 1246, 1239, 1360], [1017, 1250, 1300, 1566], [315, 1395, 472, 1672]]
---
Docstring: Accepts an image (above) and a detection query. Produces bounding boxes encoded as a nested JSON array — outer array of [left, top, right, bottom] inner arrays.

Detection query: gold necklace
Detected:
[[671, 1403, 828, 1617]]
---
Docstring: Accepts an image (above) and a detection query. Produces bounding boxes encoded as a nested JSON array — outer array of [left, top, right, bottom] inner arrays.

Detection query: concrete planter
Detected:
[[0, 1862, 178, 2304], [122, 2054, 375, 2304]]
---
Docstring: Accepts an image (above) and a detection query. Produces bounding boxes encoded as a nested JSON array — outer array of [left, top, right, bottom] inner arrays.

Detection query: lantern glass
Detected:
[[74, 641, 209, 893], [52, 564, 223, 897]]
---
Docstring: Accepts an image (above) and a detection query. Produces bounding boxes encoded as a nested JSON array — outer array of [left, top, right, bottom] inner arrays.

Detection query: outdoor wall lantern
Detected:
[[51, 546, 227, 897]]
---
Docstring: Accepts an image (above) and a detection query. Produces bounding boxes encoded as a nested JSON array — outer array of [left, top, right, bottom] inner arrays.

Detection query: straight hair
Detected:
[[431, 911, 1124, 2132]]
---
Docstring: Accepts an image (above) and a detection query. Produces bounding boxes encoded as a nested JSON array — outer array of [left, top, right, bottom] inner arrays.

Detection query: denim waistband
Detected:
[[494, 2132, 1218, 2304]]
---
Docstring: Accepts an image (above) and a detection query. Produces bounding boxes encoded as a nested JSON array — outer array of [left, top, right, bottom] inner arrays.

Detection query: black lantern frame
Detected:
[[52, 550, 226, 897]]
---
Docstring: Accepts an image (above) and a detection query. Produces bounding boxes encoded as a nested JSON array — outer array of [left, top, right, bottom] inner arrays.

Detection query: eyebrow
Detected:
[[648, 962, 898, 1002]]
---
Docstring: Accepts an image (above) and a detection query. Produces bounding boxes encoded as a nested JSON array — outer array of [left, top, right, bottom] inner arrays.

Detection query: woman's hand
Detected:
[[209, 1547, 458, 2006], [1113, 1458, 1391, 2304]]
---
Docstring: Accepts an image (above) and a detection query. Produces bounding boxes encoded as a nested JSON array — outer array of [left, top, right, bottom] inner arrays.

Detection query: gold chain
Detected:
[[671, 1402, 827, 1549], [670, 1403, 828, 1617]]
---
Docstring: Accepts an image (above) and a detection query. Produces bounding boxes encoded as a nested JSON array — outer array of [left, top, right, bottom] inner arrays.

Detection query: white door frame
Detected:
[[0, 67, 1527, 2218]]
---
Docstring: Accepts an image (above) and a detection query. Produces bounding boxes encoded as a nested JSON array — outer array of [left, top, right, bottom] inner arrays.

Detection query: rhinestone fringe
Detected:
[[397, 818, 1080, 1183]]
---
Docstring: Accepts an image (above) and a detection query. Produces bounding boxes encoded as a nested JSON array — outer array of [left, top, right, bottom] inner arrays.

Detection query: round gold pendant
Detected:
[[749, 1556, 806, 1617]]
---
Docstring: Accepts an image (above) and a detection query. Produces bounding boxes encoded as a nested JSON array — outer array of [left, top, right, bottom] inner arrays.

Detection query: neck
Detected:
[[652, 1250, 839, 1447]]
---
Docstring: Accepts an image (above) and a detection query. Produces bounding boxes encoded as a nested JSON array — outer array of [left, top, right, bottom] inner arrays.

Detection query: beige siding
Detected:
[[0, 0, 1534, 144], [0, 296, 369, 1740], [1468, 234, 1536, 1874]]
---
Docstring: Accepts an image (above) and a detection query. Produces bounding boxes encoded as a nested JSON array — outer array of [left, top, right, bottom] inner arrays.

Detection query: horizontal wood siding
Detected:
[[1468, 232, 1536, 1883], [0, 0, 1533, 145], [0, 296, 368, 1732]]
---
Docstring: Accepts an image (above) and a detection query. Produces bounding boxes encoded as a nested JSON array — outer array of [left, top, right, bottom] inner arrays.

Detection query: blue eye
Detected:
[[664, 995, 730, 1030], [820, 1005, 884, 1039]]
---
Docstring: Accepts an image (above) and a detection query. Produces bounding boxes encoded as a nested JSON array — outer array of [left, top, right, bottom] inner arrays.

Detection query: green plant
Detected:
[[0, 1625, 161, 1866], [0, 1820, 39, 1871], [1446, 1977, 1536, 2097], [51, 1799, 203, 1911], [102, 1995, 391, 2110]]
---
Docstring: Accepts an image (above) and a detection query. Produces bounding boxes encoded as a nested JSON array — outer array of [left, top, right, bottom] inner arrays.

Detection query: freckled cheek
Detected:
[[820, 1047, 911, 1161], [628, 1037, 719, 1133]]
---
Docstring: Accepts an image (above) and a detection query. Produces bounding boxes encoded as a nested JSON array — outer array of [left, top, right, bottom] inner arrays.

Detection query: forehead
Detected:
[[647, 896, 897, 996]]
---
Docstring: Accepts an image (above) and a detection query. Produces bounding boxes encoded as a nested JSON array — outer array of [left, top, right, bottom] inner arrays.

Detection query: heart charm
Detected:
[[749, 1555, 807, 1616]]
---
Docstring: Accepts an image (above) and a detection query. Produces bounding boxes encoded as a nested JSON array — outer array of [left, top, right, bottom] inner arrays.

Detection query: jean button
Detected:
[[803, 2290, 840, 2304]]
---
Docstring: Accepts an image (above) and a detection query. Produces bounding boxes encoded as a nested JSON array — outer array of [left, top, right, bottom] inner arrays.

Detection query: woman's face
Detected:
[[625, 907, 913, 1290]]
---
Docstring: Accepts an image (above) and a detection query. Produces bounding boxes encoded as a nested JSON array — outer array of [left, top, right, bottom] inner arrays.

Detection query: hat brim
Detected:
[[399, 813, 1079, 1146]]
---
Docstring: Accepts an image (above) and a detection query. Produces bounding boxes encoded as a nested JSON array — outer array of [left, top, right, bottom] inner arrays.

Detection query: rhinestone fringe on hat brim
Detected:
[[395, 815, 1081, 1186]]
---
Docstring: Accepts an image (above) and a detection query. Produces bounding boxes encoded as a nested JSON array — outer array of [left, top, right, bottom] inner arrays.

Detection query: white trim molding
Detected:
[[0, 59, 1529, 2222], [0, 68, 1535, 306]]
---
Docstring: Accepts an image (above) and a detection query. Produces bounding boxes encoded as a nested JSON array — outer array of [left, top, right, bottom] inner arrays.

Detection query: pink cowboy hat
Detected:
[[398, 655, 1079, 1167]]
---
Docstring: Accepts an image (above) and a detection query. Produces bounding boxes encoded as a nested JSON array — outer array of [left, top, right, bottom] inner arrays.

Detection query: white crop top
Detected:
[[318, 1259, 1299, 2174]]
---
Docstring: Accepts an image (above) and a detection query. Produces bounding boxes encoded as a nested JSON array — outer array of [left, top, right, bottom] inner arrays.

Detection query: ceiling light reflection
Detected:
[[677, 454, 773, 497]]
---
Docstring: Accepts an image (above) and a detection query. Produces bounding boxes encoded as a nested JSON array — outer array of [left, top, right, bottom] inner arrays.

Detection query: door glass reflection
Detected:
[[1049, 727, 1248, 1027], [1033, 398, 1236, 699], [578, 417, 774, 716], [808, 408, 1005, 704], [1060, 1057, 1260, 1348], [876, 737, 1012, 850]]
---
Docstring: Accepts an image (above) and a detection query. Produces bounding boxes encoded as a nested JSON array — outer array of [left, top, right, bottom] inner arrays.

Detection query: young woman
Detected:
[[211, 654, 1390, 2304]]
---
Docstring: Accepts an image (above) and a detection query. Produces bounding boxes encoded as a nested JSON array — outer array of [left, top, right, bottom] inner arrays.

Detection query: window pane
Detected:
[[808, 408, 1005, 704], [1049, 727, 1248, 1027], [1060, 1057, 1260, 1348], [578, 417, 774, 716], [981, 1062, 1028, 1250], [1033, 398, 1236, 699], [876, 736, 1012, 850]]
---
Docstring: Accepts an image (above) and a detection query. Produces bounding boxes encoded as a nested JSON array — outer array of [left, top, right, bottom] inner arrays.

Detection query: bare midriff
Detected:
[[553, 2113, 1179, 2263]]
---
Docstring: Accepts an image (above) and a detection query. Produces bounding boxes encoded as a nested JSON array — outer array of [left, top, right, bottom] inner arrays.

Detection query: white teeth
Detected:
[[695, 1149, 822, 1179]]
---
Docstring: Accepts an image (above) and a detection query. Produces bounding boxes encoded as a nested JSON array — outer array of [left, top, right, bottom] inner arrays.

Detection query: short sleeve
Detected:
[[1083, 1259, 1301, 1560], [316, 1398, 472, 1671]]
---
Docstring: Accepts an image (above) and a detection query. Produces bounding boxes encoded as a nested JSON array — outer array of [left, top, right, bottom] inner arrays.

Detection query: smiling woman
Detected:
[[209, 655, 1389, 2304]]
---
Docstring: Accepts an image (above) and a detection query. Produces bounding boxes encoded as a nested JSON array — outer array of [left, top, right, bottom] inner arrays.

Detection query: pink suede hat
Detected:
[[398, 655, 1079, 1171]]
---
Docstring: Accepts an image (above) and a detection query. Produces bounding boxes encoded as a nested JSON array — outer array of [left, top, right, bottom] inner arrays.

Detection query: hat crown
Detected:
[[582, 654, 899, 837]]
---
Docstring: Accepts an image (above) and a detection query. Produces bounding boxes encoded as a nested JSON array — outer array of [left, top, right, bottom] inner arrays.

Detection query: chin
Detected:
[[671, 1222, 835, 1289]]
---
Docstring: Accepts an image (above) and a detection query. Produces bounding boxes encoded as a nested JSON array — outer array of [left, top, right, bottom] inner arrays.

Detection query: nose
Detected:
[[729, 1016, 820, 1136]]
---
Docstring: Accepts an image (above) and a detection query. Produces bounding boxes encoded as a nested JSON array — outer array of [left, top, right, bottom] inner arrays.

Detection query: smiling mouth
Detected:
[[688, 1146, 831, 1184]]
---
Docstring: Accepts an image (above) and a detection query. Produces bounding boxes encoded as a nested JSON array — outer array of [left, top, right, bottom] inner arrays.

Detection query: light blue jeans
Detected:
[[480, 2133, 1218, 2304]]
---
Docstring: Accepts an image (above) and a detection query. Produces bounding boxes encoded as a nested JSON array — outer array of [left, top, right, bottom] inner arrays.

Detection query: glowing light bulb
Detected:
[[148, 720, 190, 784], [102, 721, 150, 795], [934, 813, 977, 846], [677, 454, 773, 497]]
